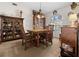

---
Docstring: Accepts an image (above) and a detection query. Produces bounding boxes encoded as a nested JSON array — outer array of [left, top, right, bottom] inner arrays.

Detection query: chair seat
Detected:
[[22, 32, 35, 50], [39, 30, 53, 47]]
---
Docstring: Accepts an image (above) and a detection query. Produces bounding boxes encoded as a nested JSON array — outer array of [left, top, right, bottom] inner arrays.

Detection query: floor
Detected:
[[0, 38, 61, 57]]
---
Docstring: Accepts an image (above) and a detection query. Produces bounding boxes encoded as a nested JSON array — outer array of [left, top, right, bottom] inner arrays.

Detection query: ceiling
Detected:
[[15, 2, 72, 13]]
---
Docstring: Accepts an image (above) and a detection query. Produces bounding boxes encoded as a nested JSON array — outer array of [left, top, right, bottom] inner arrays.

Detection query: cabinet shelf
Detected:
[[0, 15, 24, 42]]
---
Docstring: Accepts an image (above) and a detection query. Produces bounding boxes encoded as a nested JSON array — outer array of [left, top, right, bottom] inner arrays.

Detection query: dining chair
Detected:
[[21, 33, 31, 50], [46, 30, 53, 45], [27, 30, 36, 46], [45, 25, 53, 45], [39, 25, 53, 47], [21, 30, 36, 50]]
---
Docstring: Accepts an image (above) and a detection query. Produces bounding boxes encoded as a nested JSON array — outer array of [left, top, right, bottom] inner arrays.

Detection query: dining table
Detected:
[[27, 29, 50, 47]]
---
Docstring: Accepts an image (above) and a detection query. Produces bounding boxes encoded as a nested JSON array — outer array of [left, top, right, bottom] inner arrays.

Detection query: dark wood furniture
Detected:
[[44, 25, 54, 45], [28, 29, 53, 47], [0, 15, 24, 42], [22, 33, 35, 50], [45, 29, 53, 45], [0, 30, 1, 43], [60, 26, 78, 57], [32, 10, 54, 47]]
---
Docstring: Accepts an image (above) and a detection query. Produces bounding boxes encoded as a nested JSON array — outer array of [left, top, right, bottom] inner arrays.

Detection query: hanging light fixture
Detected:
[[36, 2, 45, 19], [68, 2, 78, 27], [68, 12, 77, 27]]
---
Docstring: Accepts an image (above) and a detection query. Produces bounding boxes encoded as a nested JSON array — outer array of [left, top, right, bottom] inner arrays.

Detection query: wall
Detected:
[[46, 7, 70, 26], [46, 6, 79, 25], [46, 6, 79, 38], [1, 2, 79, 34], [0, 2, 33, 33]]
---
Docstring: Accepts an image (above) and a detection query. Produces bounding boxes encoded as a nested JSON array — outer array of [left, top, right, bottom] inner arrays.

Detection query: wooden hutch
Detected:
[[0, 15, 24, 43], [32, 10, 46, 29], [60, 25, 79, 57]]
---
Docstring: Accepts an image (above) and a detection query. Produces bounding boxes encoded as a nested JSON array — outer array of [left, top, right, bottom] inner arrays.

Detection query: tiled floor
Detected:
[[0, 38, 61, 57]]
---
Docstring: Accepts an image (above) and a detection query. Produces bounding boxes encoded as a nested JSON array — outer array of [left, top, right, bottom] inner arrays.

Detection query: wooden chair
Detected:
[[46, 25, 53, 45], [16, 24, 34, 50], [27, 30, 37, 46], [21, 30, 35, 50], [21, 33, 31, 50], [39, 25, 53, 46], [46, 30, 53, 45]]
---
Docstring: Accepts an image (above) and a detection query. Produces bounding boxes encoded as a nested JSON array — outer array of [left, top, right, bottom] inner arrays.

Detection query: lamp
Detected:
[[36, 3, 45, 19], [68, 12, 77, 27]]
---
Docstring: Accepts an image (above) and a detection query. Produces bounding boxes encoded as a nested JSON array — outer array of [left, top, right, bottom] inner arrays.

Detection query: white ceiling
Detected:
[[16, 2, 71, 13]]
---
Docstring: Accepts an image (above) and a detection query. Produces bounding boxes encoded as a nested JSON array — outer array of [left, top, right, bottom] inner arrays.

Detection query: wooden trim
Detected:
[[0, 15, 24, 19]]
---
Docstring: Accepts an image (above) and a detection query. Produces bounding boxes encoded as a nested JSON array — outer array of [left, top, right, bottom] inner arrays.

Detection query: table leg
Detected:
[[36, 33, 40, 47], [46, 33, 48, 47]]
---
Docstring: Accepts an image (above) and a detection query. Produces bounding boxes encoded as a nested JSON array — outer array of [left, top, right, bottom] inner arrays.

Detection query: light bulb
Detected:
[[37, 14, 41, 19]]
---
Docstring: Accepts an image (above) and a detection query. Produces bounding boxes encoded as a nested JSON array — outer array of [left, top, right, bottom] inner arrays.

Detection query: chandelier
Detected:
[[36, 2, 45, 19]]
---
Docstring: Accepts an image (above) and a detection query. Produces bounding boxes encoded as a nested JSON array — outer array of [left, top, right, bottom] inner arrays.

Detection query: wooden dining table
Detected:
[[28, 29, 50, 47]]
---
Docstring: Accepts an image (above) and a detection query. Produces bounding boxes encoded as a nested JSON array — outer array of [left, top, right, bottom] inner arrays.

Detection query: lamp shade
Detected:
[[37, 14, 41, 19], [36, 12, 45, 19], [68, 12, 77, 27], [68, 12, 77, 21]]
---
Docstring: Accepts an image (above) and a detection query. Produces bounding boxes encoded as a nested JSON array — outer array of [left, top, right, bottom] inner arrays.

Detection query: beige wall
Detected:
[[0, 2, 79, 33], [46, 5, 79, 26]]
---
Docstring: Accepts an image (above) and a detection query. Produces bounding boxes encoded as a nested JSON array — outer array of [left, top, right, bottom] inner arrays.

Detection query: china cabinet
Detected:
[[0, 15, 24, 42]]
